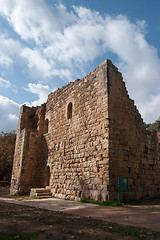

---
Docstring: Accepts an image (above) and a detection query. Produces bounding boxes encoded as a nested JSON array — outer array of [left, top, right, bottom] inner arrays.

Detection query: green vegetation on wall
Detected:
[[145, 118, 160, 131]]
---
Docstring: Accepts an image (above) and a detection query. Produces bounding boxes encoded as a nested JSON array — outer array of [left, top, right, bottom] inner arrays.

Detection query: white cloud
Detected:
[[0, 35, 21, 66], [44, 6, 105, 64], [24, 83, 53, 106], [21, 48, 73, 81], [0, 77, 12, 88], [0, 76, 18, 93], [139, 95, 160, 123], [0, 1, 160, 123], [0, 55, 12, 67], [21, 48, 55, 79], [8, 113, 19, 120], [0, 96, 20, 132], [0, 0, 75, 43]]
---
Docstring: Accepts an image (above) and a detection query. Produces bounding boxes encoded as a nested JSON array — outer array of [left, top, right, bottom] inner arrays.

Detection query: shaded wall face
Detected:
[[10, 129, 26, 194], [107, 62, 160, 200], [10, 105, 49, 195], [46, 63, 110, 201], [19, 106, 38, 131], [10, 106, 38, 194]]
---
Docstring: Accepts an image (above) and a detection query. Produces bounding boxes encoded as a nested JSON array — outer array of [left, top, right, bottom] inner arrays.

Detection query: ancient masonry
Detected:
[[10, 60, 160, 201]]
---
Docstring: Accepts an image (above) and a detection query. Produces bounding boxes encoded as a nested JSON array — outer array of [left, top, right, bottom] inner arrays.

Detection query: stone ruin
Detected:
[[10, 59, 160, 201]]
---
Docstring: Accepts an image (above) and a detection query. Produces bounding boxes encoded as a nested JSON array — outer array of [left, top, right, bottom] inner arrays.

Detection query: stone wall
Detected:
[[10, 59, 160, 201], [107, 60, 160, 200], [10, 105, 49, 194], [45, 60, 110, 201]]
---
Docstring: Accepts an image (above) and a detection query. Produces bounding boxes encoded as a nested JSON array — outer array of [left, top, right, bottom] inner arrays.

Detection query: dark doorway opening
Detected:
[[45, 165, 50, 187]]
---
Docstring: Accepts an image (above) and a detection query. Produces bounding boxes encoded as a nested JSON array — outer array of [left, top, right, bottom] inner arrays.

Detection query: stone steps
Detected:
[[30, 188, 52, 199]]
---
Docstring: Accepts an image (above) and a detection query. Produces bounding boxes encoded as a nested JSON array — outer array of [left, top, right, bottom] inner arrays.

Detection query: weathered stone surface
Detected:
[[10, 59, 160, 201]]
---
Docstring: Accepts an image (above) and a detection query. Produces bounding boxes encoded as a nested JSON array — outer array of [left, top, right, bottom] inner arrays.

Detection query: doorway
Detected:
[[45, 165, 50, 187]]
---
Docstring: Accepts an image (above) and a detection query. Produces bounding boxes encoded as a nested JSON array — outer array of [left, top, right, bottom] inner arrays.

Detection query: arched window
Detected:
[[67, 102, 72, 119]]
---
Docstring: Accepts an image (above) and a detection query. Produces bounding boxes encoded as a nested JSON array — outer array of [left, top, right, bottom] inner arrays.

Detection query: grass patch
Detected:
[[106, 223, 160, 239], [0, 232, 38, 240], [80, 199, 122, 206], [31, 195, 38, 199], [108, 224, 143, 238]]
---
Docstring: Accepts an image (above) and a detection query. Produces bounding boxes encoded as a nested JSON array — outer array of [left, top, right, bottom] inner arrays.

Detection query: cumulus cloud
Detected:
[[0, 96, 20, 132], [0, 77, 12, 88], [24, 83, 53, 106], [20, 47, 74, 81], [0, 55, 12, 67], [44, 6, 105, 65], [0, 1, 160, 123], [139, 95, 160, 123], [0, 35, 21, 66], [103, 15, 160, 99], [0, 76, 17, 93], [0, 0, 75, 43], [8, 113, 18, 120], [21, 48, 55, 79]]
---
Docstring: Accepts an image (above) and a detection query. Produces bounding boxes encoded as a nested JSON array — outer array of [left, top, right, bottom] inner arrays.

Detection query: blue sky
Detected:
[[0, 0, 160, 132]]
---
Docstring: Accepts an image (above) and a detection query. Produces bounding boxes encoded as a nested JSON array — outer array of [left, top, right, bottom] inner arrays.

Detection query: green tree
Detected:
[[0, 131, 16, 181], [145, 117, 160, 131]]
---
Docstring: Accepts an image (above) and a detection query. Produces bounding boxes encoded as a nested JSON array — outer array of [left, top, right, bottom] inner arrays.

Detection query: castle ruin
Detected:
[[10, 60, 160, 201]]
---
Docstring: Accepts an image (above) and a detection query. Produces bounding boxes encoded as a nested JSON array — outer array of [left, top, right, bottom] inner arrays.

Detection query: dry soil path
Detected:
[[0, 197, 160, 232]]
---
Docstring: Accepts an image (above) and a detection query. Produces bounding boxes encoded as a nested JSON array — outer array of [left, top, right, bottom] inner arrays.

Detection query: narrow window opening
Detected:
[[67, 102, 73, 119], [44, 119, 49, 134]]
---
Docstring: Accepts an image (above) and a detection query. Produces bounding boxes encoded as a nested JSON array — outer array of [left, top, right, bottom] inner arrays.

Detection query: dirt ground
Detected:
[[0, 185, 160, 240]]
